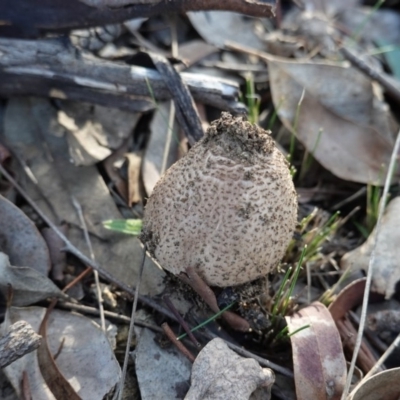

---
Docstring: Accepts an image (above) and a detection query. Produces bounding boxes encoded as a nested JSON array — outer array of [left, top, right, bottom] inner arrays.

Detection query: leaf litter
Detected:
[[2, 1, 400, 399]]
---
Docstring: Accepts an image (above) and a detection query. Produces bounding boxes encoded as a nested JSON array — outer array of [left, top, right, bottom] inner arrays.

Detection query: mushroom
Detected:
[[142, 112, 297, 288]]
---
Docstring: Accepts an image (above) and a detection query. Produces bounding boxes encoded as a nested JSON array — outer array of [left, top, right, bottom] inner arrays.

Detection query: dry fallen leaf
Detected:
[[285, 302, 346, 400], [328, 279, 380, 374], [292, 0, 360, 16], [1, 97, 165, 296], [0, 252, 64, 307], [268, 56, 396, 184], [340, 7, 400, 48], [341, 197, 400, 299], [2, 306, 120, 400], [0, 195, 50, 276], [58, 100, 141, 166], [185, 338, 274, 400], [350, 367, 400, 400], [187, 11, 265, 50]]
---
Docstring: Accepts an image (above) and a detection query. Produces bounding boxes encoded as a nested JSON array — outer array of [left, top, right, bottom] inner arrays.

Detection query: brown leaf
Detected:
[[350, 367, 400, 400], [285, 302, 346, 400], [37, 304, 81, 400], [328, 279, 381, 374], [328, 279, 367, 321], [268, 56, 395, 184]]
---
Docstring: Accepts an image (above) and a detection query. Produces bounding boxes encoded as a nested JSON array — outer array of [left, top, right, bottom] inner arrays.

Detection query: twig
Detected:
[[0, 321, 41, 368], [342, 128, 400, 399], [162, 322, 196, 363], [1, 0, 276, 38], [57, 301, 163, 332], [149, 51, 204, 144], [72, 196, 106, 332], [163, 295, 201, 348], [117, 245, 147, 400]]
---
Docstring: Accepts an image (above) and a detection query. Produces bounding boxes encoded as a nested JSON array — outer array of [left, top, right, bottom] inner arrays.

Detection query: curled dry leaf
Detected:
[[0, 195, 50, 276], [350, 367, 400, 400], [3, 306, 120, 400], [285, 302, 346, 400], [0, 252, 64, 307], [341, 197, 400, 299], [328, 279, 380, 373], [37, 305, 81, 400], [185, 338, 274, 400], [268, 56, 396, 184]]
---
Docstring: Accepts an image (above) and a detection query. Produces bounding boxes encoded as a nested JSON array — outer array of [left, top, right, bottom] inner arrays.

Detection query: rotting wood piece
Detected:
[[0, 320, 42, 368], [0, 38, 245, 114]]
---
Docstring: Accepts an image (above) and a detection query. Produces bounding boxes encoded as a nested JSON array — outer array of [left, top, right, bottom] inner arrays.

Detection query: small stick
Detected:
[[57, 301, 163, 333], [117, 245, 147, 400], [163, 295, 201, 348], [0, 321, 41, 368], [72, 196, 106, 332], [162, 322, 196, 363]]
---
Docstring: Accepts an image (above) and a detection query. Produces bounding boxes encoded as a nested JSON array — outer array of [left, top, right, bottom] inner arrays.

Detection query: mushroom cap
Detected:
[[142, 113, 298, 287]]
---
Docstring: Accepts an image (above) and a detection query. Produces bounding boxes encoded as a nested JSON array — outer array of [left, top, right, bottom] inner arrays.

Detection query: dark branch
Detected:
[[0, 0, 276, 38]]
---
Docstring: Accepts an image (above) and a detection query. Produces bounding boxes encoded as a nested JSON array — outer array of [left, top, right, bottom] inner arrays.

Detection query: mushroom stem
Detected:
[[179, 267, 250, 332]]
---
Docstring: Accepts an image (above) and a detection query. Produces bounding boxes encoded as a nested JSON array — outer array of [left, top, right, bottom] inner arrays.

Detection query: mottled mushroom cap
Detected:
[[142, 112, 298, 287]]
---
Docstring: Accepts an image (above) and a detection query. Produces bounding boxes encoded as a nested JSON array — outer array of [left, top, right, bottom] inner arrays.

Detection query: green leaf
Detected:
[[102, 219, 142, 235]]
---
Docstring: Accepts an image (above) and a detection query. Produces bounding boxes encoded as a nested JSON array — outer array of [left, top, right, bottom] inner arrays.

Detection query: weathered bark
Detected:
[[0, 0, 276, 38], [0, 321, 41, 368], [0, 38, 245, 113]]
